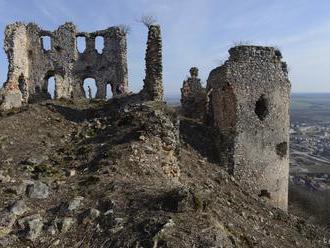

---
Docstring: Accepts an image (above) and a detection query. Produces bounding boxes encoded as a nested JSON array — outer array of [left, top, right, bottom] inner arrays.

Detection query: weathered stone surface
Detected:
[[9, 200, 29, 216], [25, 155, 49, 165], [60, 217, 75, 233], [141, 25, 163, 101], [0, 234, 18, 247], [0, 22, 128, 110], [206, 45, 290, 210], [65, 196, 84, 212], [0, 211, 16, 238], [18, 214, 43, 241], [26, 181, 50, 199], [0, 90, 22, 110], [180, 67, 207, 119], [0, 171, 11, 183]]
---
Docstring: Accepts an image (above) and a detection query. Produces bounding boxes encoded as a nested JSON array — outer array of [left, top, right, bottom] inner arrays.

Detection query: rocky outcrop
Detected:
[[0, 98, 327, 247]]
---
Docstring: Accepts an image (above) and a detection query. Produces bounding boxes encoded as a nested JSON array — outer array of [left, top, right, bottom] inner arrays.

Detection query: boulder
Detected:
[[9, 200, 28, 216], [26, 181, 49, 199], [18, 214, 43, 241]]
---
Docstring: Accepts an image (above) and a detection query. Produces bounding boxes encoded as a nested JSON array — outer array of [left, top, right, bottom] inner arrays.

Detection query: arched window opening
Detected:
[[41, 36, 51, 51], [106, 83, 113, 99], [255, 95, 269, 121], [77, 36, 86, 53], [95, 36, 104, 54], [83, 78, 97, 99], [47, 76, 56, 99]]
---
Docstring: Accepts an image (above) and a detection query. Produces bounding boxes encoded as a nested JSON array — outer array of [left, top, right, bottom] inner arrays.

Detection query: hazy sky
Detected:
[[0, 0, 329, 95]]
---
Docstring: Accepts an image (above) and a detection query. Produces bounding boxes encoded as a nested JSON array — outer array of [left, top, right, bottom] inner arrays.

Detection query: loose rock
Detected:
[[0, 211, 16, 238], [26, 181, 49, 199], [18, 214, 43, 241], [9, 200, 28, 216]]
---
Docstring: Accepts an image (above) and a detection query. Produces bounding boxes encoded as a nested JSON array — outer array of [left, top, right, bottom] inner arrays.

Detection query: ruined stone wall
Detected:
[[141, 25, 163, 101], [1, 23, 28, 109], [180, 67, 206, 119], [207, 46, 290, 210], [0, 22, 128, 110]]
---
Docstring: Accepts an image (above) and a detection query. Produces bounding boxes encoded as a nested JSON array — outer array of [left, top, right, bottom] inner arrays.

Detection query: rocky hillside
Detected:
[[0, 97, 329, 247]]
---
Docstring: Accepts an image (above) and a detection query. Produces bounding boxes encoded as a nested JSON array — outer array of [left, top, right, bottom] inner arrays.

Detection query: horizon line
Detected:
[[164, 92, 330, 97]]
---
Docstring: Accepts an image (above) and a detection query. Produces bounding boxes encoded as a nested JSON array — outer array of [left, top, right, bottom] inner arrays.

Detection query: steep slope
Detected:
[[0, 98, 328, 247]]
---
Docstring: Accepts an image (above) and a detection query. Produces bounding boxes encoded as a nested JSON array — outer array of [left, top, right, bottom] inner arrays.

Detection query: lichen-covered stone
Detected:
[[9, 200, 29, 216], [65, 196, 84, 212], [26, 181, 50, 199], [0, 211, 16, 238], [206, 45, 290, 210], [18, 214, 43, 241], [60, 217, 75, 233]]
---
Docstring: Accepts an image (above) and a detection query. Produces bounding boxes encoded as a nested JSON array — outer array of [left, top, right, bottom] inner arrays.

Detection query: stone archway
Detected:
[[43, 71, 56, 99]]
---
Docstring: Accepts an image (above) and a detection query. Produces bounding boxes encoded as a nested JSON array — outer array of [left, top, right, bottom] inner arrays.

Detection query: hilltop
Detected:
[[0, 98, 328, 247]]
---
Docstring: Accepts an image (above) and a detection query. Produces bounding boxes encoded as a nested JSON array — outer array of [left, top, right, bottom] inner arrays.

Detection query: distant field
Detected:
[[291, 93, 330, 123], [291, 93, 330, 110], [165, 94, 180, 106]]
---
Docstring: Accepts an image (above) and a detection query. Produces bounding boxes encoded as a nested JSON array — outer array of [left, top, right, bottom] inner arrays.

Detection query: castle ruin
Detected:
[[206, 46, 290, 210], [180, 67, 206, 119], [0, 22, 164, 110], [0, 22, 128, 109], [0, 21, 290, 211]]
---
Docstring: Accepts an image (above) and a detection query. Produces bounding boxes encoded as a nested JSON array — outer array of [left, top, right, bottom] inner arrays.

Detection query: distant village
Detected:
[[290, 121, 330, 191]]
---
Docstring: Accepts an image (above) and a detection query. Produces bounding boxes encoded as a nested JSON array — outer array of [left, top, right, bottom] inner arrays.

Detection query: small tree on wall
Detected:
[[118, 25, 131, 35], [139, 15, 157, 28]]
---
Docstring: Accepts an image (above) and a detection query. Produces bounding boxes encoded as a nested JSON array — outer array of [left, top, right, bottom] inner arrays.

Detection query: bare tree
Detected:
[[139, 15, 157, 28], [118, 24, 131, 35]]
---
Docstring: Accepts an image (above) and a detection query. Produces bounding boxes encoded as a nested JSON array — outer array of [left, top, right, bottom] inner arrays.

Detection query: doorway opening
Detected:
[[83, 78, 97, 99]]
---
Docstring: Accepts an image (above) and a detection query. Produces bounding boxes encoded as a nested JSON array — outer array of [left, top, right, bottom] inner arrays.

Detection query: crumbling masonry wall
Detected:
[[180, 67, 206, 119], [207, 46, 290, 210], [141, 25, 163, 101], [1, 22, 128, 110]]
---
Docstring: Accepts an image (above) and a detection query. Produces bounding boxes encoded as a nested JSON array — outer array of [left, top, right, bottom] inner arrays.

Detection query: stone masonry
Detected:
[[0, 21, 289, 214], [180, 67, 206, 119], [207, 46, 290, 210], [0, 22, 128, 110], [141, 25, 164, 101]]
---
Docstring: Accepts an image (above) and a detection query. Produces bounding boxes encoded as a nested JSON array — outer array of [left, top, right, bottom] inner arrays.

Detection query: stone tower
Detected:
[[207, 46, 290, 210], [142, 25, 164, 101], [180, 67, 206, 119]]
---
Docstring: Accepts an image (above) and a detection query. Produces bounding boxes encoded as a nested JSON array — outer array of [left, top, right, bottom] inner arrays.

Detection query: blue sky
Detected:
[[0, 0, 330, 95]]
